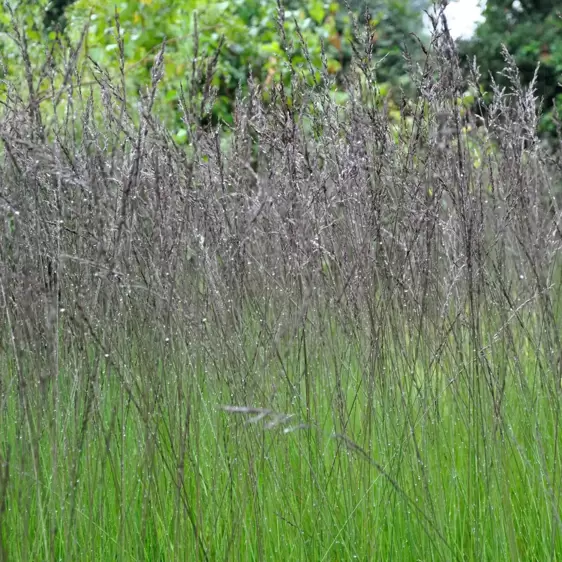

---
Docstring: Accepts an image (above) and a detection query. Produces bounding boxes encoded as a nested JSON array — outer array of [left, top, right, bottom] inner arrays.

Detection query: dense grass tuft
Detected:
[[1, 7, 562, 561]]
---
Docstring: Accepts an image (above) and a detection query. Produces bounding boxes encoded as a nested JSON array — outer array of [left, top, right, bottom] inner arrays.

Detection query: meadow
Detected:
[[1, 12, 562, 561]]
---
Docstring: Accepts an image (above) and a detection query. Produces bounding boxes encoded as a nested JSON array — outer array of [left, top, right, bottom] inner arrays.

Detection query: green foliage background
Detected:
[[0, 0, 428, 137], [459, 0, 562, 137], [2, 0, 562, 140]]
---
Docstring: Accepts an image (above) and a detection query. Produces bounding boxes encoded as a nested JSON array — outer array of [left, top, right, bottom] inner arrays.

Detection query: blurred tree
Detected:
[[1, 0, 351, 130], [348, 0, 429, 81], [43, 0, 76, 31], [458, 0, 562, 136], [0, 0, 427, 133], [63, 0, 356, 129]]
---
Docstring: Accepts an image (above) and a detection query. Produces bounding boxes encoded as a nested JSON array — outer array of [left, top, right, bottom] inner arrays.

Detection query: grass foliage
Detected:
[[1, 7, 562, 561]]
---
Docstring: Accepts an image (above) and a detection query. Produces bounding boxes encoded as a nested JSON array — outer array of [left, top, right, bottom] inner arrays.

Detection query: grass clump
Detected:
[[1, 6, 562, 561]]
